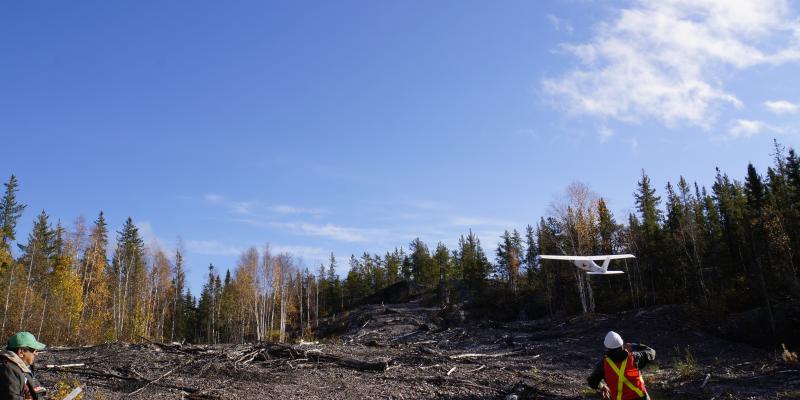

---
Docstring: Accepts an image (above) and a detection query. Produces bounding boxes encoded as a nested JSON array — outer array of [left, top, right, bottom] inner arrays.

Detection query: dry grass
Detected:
[[51, 375, 83, 400], [673, 347, 701, 380], [783, 344, 798, 364]]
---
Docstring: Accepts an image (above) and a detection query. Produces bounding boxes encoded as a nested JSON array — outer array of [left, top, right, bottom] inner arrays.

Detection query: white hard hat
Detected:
[[604, 331, 623, 349]]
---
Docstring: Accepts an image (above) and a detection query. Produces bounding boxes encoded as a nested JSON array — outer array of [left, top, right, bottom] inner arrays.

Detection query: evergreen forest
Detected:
[[1, 141, 798, 346]]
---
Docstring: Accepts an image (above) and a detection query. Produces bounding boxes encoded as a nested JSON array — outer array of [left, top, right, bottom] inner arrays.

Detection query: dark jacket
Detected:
[[587, 343, 656, 398], [0, 350, 43, 400]]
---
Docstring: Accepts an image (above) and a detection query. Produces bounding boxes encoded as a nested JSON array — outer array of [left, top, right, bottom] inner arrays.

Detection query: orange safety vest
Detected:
[[603, 352, 648, 400]]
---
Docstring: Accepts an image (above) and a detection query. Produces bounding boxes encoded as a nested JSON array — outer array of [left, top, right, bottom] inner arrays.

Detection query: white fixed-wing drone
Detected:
[[539, 254, 635, 275]]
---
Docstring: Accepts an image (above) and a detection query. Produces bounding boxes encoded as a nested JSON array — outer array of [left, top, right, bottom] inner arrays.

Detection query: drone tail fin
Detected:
[[600, 257, 611, 272]]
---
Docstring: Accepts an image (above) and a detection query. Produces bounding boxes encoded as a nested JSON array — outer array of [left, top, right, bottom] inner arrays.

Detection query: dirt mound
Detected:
[[717, 301, 800, 347], [359, 281, 415, 305]]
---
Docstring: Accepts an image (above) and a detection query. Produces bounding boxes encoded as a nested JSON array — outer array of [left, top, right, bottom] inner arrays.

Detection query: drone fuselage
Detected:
[[574, 259, 600, 273]]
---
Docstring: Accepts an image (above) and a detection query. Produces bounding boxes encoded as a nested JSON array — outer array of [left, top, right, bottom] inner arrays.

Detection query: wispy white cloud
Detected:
[[626, 137, 640, 154], [450, 216, 515, 228], [598, 125, 614, 142], [186, 240, 243, 256], [274, 222, 382, 242], [271, 205, 327, 215], [404, 199, 449, 211], [185, 240, 327, 265], [547, 14, 574, 34], [203, 193, 258, 215], [271, 245, 328, 266], [728, 119, 782, 138], [764, 100, 800, 114], [137, 221, 166, 249], [516, 128, 539, 139], [543, 0, 800, 128], [204, 194, 224, 204]]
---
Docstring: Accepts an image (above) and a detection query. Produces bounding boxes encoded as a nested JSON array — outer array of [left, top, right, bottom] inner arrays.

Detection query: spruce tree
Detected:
[[633, 170, 664, 304], [17, 210, 53, 330], [597, 198, 616, 255], [496, 230, 523, 292], [76, 211, 110, 342], [0, 175, 26, 255], [523, 224, 539, 286], [110, 217, 146, 341], [19, 210, 55, 285], [458, 230, 492, 287], [385, 249, 400, 285], [171, 247, 186, 342], [433, 243, 451, 303], [634, 170, 663, 238], [744, 163, 777, 337], [401, 254, 412, 281], [409, 238, 434, 286]]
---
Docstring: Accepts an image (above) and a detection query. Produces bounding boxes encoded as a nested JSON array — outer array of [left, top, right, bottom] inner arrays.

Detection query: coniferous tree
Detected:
[[44, 221, 83, 344], [325, 252, 341, 313], [496, 230, 523, 293], [317, 263, 326, 321], [409, 238, 435, 287], [345, 255, 363, 305], [110, 217, 146, 341], [370, 253, 386, 292], [457, 230, 492, 287], [78, 212, 110, 342], [17, 211, 54, 331], [0, 175, 25, 338], [385, 249, 401, 285], [0, 175, 25, 265], [597, 199, 616, 255], [523, 225, 539, 286], [537, 217, 563, 317], [744, 163, 776, 336], [401, 254, 412, 281], [170, 247, 186, 342], [633, 170, 664, 305], [433, 242, 451, 303]]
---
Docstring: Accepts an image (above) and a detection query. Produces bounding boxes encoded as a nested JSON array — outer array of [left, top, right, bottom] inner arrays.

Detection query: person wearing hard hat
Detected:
[[587, 331, 656, 400], [0, 332, 47, 399]]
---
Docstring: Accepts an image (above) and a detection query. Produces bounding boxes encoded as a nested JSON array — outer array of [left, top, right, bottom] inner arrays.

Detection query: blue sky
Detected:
[[3, 1, 800, 295]]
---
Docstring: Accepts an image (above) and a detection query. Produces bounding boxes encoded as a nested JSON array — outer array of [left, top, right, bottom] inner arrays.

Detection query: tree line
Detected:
[[1, 141, 798, 345]]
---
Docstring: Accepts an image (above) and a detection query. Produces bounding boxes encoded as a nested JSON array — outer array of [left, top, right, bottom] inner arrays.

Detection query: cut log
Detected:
[[449, 350, 523, 359]]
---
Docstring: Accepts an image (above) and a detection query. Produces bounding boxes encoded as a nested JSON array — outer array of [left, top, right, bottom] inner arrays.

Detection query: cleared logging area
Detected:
[[36, 302, 800, 399]]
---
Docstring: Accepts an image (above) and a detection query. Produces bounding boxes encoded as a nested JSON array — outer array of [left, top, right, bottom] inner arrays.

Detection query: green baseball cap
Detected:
[[7, 332, 45, 351]]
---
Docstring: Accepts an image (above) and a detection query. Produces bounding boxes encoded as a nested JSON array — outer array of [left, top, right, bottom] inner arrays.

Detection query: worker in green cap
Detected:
[[0, 332, 47, 399]]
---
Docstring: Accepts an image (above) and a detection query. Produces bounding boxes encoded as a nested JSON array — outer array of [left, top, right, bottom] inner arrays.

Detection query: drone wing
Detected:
[[587, 270, 625, 275], [582, 254, 636, 261], [539, 255, 592, 261]]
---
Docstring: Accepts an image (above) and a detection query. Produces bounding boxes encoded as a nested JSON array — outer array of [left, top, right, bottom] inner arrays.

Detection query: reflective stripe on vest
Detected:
[[605, 355, 645, 400]]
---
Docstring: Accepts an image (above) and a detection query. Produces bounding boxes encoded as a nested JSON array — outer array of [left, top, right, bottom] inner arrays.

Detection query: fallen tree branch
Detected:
[[390, 330, 422, 342], [303, 348, 388, 372], [449, 349, 523, 359], [128, 361, 191, 396], [466, 365, 485, 373], [43, 366, 138, 381], [44, 363, 85, 369]]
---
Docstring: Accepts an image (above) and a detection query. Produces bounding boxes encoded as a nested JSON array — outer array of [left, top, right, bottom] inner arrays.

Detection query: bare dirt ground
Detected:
[[36, 302, 800, 399]]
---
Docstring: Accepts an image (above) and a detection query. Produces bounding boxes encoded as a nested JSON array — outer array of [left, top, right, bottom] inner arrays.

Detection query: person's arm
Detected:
[[629, 343, 656, 369], [587, 359, 604, 389], [0, 364, 23, 400]]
